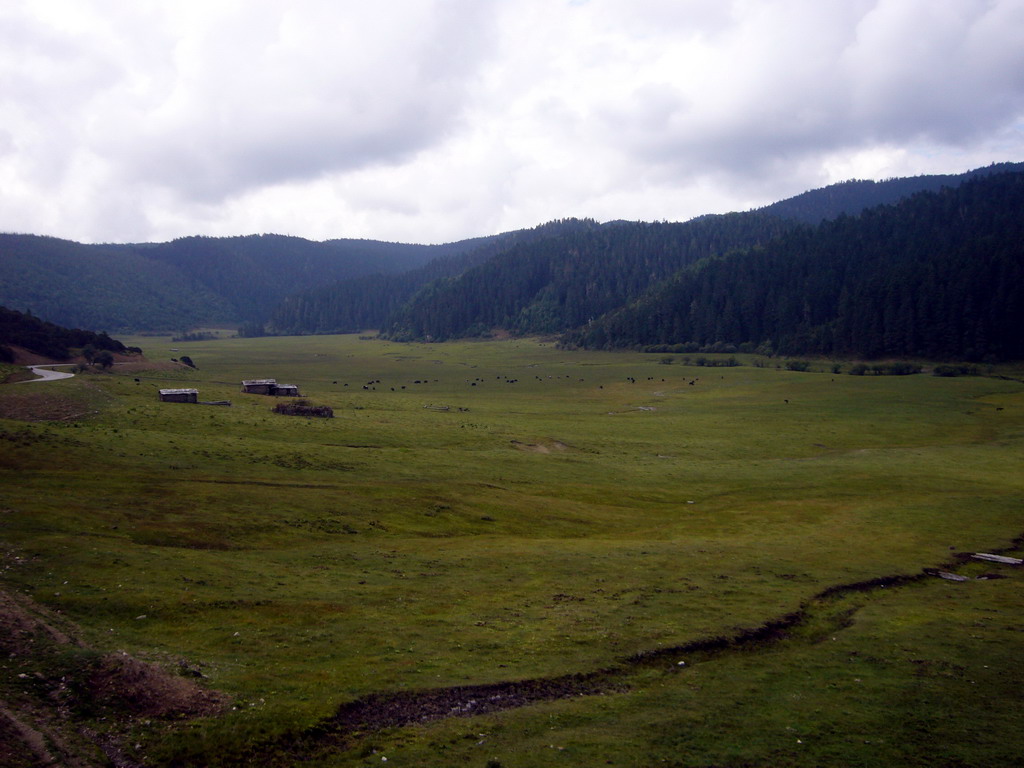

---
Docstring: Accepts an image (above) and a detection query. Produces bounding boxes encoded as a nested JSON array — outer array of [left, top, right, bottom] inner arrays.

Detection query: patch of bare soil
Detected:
[[0, 588, 229, 766], [0, 704, 62, 768], [112, 359, 182, 373], [510, 439, 572, 454], [87, 652, 227, 719], [5, 345, 65, 366], [4, 345, 152, 369], [322, 671, 617, 737], [1, 368, 37, 384], [0, 388, 96, 421]]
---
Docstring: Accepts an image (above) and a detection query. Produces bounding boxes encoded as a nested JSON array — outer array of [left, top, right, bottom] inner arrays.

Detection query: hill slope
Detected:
[[759, 161, 1024, 224], [268, 219, 603, 334], [274, 163, 1023, 341], [564, 172, 1024, 361], [0, 305, 132, 361], [0, 233, 495, 332], [382, 214, 793, 341]]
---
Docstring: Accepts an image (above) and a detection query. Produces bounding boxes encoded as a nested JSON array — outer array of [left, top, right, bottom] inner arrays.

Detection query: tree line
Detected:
[[563, 173, 1024, 361], [0, 305, 133, 362]]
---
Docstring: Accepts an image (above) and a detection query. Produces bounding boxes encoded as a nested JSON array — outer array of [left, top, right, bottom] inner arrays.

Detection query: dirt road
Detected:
[[20, 365, 76, 382]]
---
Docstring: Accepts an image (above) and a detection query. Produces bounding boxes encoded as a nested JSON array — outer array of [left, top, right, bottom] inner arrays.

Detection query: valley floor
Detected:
[[1, 336, 1023, 766]]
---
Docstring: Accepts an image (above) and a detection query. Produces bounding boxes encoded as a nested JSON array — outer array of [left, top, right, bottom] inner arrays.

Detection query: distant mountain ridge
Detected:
[[564, 172, 1024, 360], [0, 224, 621, 333], [268, 219, 602, 335], [0, 231, 512, 332], [758, 161, 1024, 224], [378, 213, 793, 341], [273, 164, 1023, 342], [1, 162, 1021, 354]]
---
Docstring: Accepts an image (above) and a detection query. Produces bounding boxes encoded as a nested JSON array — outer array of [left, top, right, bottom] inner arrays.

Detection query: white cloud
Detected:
[[0, 0, 1021, 244]]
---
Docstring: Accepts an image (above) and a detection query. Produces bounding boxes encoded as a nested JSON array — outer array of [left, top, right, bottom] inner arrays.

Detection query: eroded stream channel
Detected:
[[240, 536, 1023, 763]]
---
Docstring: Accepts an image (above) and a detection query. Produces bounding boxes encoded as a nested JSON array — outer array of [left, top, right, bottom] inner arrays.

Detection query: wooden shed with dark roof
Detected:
[[241, 379, 301, 396], [158, 388, 198, 403], [241, 379, 277, 395]]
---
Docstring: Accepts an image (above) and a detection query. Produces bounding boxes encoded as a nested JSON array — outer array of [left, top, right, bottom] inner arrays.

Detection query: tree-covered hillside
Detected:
[[564, 172, 1024, 361], [759, 161, 1024, 224], [0, 305, 131, 361], [269, 163, 1024, 343], [381, 214, 794, 341], [140, 234, 477, 324], [0, 233, 490, 332], [268, 219, 603, 334], [4, 162, 1021, 348], [0, 235, 235, 332]]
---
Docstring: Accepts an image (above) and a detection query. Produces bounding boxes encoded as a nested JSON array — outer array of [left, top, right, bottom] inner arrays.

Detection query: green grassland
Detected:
[[2, 335, 1023, 767]]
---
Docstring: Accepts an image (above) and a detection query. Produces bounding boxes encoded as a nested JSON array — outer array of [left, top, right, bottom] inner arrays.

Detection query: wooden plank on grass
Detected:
[[971, 553, 1023, 565]]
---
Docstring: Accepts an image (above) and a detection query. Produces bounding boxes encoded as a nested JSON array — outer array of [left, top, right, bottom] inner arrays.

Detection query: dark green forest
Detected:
[[380, 214, 794, 341], [268, 219, 602, 335], [563, 173, 1024, 361], [0, 233, 496, 332], [270, 163, 1022, 348], [2, 163, 1021, 361], [757, 161, 1024, 224], [0, 305, 130, 361]]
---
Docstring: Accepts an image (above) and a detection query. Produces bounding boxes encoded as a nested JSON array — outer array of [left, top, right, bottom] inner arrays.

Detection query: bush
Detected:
[[93, 350, 115, 369], [273, 402, 334, 418], [933, 364, 979, 377], [785, 360, 811, 372], [848, 362, 922, 376], [883, 362, 921, 376], [693, 356, 739, 367]]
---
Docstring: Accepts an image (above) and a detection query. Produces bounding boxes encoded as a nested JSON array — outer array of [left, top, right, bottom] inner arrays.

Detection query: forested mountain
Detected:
[[140, 234, 484, 324], [759, 161, 1024, 224], [0, 305, 131, 361], [3, 162, 1020, 355], [0, 233, 496, 332], [0, 235, 235, 332], [563, 172, 1024, 361], [382, 214, 794, 341], [272, 163, 1022, 341], [269, 219, 602, 334]]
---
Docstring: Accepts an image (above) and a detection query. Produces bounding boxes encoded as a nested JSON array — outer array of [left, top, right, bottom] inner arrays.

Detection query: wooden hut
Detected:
[[241, 379, 300, 396], [241, 379, 277, 395], [158, 388, 198, 403]]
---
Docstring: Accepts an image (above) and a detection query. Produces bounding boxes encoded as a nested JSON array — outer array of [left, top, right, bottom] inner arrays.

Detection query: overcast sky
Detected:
[[1, 0, 1022, 245]]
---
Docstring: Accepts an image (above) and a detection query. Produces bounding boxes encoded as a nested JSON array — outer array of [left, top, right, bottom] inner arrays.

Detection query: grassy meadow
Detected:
[[1, 334, 1023, 767]]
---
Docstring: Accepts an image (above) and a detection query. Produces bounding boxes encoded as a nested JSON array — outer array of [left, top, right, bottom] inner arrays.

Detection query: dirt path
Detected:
[[19, 364, 76, 383]]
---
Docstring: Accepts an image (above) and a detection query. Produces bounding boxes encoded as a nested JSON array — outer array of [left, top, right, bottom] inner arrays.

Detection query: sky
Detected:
[[1, 0, 1022, 246]]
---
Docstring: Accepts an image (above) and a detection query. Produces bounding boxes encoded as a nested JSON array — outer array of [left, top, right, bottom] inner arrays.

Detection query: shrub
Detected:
[[273, 402, 334, 418], [849, 362, 922, 376], [933, 364, 979, 377], [882, 362, 922, 376]]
